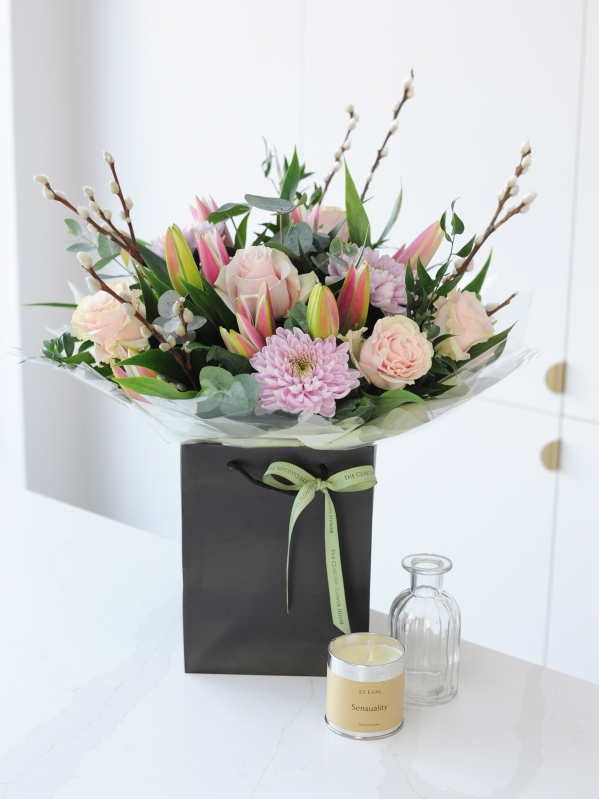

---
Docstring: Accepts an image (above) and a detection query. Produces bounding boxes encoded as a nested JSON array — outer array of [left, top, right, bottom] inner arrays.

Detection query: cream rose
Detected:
[[316, 206, 349, 242], [358, 316, 433, 390], [434, 289, 495, 361], [215, 244, 315, 319], [71, 280, 149, 364]]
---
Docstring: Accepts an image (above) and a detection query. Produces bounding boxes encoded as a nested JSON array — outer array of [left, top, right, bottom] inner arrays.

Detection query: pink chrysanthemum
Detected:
[[327, 247, 407, 315], [249, 328, 361, 417]]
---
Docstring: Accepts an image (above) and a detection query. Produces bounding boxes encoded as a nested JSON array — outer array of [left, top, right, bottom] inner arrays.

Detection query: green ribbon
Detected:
[[262, 462, 377, 634]]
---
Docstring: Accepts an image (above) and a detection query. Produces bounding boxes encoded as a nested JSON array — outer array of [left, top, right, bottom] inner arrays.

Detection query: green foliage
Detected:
[[97, 233, 121, 258], [114, 377, 197, 399], [464, 249, 492, 297], [280, 148, 301, 203], [374, 185, 403, 247], [235, 213, 250, 250], [334, 395, 378, 423], [117, 348, 188, 382], [135, 267, 159, 322], [344, 163, 371, 247], [244, 194, 294, 214], [196, 366, 259, 417], [67, 241, 95, 253], [370, 389, 429, 418], [270, 221, 313, 257], [283, 301, 309, 333], [462, 325, 514, 362], [64, 218, 82, 237], [26, 302, 77, 309], [206, 345, 253, 374], [41, 332, 110, 376], [207, 203, 250, 224]]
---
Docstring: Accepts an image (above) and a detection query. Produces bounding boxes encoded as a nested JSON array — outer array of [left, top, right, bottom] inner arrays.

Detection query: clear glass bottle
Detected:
[[388, 554, 460, 705]]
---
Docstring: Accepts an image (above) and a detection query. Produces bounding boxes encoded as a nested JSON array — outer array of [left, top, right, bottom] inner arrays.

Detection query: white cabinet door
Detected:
[[371, 399, 559, 664], [303, 0, 584, 416], [564, 0, 599, 424], [546, 418, 599, 683]]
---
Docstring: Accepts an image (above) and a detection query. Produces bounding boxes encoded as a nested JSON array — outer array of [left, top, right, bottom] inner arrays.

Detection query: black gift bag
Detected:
[[181, 443, 376, 676]]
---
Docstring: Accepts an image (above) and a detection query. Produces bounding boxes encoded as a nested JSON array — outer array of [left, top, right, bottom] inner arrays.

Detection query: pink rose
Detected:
[[359, 316, 433, 390], [215, 244, 314, 320], [71, 280, 149, 364], [434, 289, 495, 361]]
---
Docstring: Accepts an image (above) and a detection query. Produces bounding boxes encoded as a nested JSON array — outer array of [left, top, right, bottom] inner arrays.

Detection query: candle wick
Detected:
[[366, 639, 371, 662]]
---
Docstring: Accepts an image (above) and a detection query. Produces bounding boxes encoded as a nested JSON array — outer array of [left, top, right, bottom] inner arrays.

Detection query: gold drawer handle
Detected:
[[546, 362, 566, 393], [541, 440, 561, 471]]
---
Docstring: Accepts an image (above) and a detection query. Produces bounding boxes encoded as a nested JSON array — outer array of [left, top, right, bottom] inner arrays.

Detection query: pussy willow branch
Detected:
[[453, 146, 532, 278], [320, 108, 356, 203], [107, 160, 140, 261], [80, 264, 199, 391], [360, 70, 414, 201], [43, 181, 140, 264], [486, 292, 517, 317]]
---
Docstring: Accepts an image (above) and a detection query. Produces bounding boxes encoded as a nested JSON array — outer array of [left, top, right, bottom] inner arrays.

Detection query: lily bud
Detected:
[[190, 196, 218, 224], [220, 327, 258, 359], [196, 228, 229, 287], [394, 221, 444, 270], [307, 283, 339, 339], [254, 283, 276, 340], [164, 224, 203, 295], [337, 263, 370, 335]]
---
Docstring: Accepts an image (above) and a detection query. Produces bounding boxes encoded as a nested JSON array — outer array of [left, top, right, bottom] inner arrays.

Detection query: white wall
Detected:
[[10, 0, 597, 679]]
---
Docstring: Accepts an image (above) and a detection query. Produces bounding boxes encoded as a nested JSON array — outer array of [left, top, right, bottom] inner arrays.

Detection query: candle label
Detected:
[[326, 668, 404, 734]]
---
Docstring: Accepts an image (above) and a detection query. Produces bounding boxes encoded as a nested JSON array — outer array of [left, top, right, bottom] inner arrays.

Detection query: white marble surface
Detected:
[[1, 482, 598, 798]]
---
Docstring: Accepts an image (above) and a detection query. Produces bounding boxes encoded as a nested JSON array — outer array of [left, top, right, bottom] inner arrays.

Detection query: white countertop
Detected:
[[1, 481, 598, 799]]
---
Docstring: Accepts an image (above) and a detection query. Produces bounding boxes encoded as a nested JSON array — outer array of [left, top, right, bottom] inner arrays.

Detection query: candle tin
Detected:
[[325, 633, 405, 740]]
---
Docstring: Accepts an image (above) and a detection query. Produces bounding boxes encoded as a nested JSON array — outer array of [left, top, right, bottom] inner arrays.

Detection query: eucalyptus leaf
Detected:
[[244, 194, 294, 214], [64, 218, 82, 237], [67, 242, 95, 253], [158, 290, 181, 318], [98, 233, 121, 258], [207, 203, 250, 224]]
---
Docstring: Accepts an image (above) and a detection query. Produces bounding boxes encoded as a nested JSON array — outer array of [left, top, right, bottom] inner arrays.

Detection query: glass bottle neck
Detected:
[[411, 572, 443, 595]]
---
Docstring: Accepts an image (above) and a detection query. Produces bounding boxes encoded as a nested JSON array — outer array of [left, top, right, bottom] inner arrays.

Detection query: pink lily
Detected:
[[196, 227, 230, 287], [191, 195, 234, 248], [292, 204, 320, 231], [394, 221, 444, 269], [337, 262, 370, 335], [220, 283, 276, 358]]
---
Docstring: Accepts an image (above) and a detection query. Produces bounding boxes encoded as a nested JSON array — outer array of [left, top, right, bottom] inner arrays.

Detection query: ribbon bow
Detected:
[[262, 462, 377, 634]]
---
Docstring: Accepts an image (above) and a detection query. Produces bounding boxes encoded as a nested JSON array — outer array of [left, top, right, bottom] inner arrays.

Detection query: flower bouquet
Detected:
[[31, 74, 537, 675]]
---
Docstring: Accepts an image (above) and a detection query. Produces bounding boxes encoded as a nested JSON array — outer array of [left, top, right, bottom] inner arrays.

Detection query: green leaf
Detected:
[[207, 203, 250, 224], [234, 373, 260, 407], [404, 260, 414, 291], [334, 395, 377, 423], [136, 240, 171, 284], [375, 184, 403, 246], [201, 276, 237, 332], [180, 279, 220, 339], [206, 345, 253, 374], [280, 148, 301, 203], [244, 194, 294, 214], [97, 233, 121, 258], [118, 348, 188, 382], [372, 388, 430, 418], [270, 221, 313, 257], [463, 249, 492, 296], [113, 377, 197, 400], [284, 300, 309, 333], [464, 325, 514, 362], [134, 267, 159, 323], [93, 255, 118, 271], [235, 213, 250, 250], [326, 216, 348, 240], [344, 163, 371, 247], [455, 235, 476, 259], [25, 302, 77, 308], [200, 365, 235, 392], [436, 272, 464, 297], [64, 218, 82, 237], [67, 241, 95, 253], [451, 212, 465, 235], [440, 211, 447, 233], [416, 258, 433, 291], [64, 351, 95, 366]]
